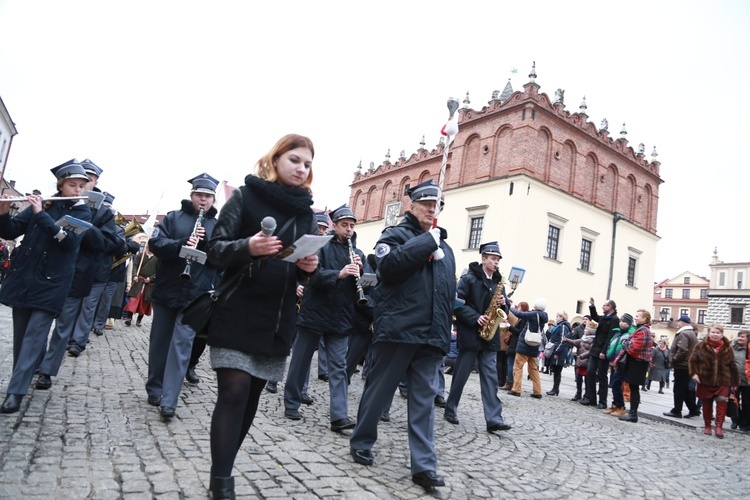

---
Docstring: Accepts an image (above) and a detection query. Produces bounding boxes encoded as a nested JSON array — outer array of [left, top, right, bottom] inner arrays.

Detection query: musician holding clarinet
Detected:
[[350, 179, 455, 491], [0, 160, 92, 414], [283, 203, 364, 433], [145, 173, 219, 419]]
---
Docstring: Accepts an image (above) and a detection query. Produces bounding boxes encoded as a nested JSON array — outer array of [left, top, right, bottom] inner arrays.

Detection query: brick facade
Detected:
[[349, 77, 663, 234]]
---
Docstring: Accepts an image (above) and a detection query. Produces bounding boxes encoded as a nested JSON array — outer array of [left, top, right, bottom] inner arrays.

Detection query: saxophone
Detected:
[[479, 281, 508, 341]]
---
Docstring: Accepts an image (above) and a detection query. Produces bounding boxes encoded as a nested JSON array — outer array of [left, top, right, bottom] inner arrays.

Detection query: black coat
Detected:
[[455, 261, 508, 352], [0, 200, 91, 315], [67, 213, 107, 298], [371, 212, 456, 354], [150, 200, 218, 309], [589, 304, 619, 358], [206, 176, 316, 357], [92, 204, 127, 284]]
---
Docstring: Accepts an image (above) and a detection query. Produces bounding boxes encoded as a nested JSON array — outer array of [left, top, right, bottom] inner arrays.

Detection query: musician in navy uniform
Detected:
[[146, 173, 219, 419], [0, 160, 91, 413], [444, 241, 511, 433], [284, 203, 364, 433], [68, 161, 131, 356], [350, 179, 455, 491]]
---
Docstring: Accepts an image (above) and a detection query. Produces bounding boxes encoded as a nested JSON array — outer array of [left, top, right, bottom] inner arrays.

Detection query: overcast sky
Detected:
[[1, 0, 748, 281]]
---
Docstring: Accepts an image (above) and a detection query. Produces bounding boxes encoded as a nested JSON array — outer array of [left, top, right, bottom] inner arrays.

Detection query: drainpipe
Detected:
[[606, 212, 623, 300]]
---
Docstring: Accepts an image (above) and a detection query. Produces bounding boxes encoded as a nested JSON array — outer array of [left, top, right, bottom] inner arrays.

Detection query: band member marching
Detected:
[[284, 203, 364, 432], [350, 179, 456, 491], [444, 241, 511, 432], [146, 173, 219, 419], [0, 160, 92, 414]]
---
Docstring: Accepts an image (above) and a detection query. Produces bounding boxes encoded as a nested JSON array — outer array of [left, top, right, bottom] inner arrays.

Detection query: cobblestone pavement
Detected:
[[1, 303, 749, 499]]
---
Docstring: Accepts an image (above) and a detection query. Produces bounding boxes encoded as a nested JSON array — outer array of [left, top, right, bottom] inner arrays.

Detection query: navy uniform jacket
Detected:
[[149, 200, 218, 309], [92, 204, 127, 284], [0, 200, 91, 315], [297, 231, 365, 336], [371, 211, 455, 354], [455, 261, 508, 352]]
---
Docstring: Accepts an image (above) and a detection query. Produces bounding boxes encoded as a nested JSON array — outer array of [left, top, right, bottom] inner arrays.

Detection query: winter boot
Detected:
[[702, 400, 713, 435], [209, 476, 235, 499], [715, 401, 728, 439], [618, 409, 638, 423]]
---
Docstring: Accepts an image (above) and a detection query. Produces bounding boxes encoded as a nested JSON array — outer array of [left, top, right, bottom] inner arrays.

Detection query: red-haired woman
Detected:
[[205, 134, 319, 499]]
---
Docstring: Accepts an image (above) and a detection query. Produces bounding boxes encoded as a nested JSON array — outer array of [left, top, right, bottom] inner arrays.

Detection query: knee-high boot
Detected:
[[715, 401, 728, 439], [547, 370, 561, 395], [209, 476, 235, 499], [702, 400, 713, 435]]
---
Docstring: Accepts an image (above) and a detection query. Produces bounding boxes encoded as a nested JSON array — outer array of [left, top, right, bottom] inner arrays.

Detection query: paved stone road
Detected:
[[1, 304, 749, 499]]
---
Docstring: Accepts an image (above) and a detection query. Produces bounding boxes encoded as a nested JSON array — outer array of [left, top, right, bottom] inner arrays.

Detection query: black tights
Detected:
[[210, 369, 267, 477]]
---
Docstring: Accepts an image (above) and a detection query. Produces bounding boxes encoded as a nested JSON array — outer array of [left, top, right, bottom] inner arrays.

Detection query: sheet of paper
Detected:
[[276, 234, 332, 262], [55, 215, 93, 235], [358, 273, 378, 288]]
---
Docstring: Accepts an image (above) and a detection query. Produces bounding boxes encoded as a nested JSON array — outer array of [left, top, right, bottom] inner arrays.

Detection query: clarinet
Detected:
[[180, 206, 205, 280], [346, 236, 368, 306]]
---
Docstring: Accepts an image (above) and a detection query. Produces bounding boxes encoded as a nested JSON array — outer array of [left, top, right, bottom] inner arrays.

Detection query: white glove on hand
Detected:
[[428, 227, 444, 260]]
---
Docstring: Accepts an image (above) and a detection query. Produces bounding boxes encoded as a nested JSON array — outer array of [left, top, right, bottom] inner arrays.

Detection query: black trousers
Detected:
[[672, 368, 699, 414]]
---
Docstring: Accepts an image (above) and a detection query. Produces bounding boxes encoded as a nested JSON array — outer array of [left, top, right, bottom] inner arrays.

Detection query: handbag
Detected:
[[727, 394, 739, 420], [617, 352, 629, 372], [525, 313, 542, 346], [181, 268, 246, 340]]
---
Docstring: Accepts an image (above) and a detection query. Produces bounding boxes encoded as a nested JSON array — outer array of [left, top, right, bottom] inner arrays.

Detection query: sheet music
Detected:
[[276, 234, 332, 262]]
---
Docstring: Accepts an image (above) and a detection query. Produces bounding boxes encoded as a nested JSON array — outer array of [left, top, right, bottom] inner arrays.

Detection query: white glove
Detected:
[[428, 227, 444, 260]]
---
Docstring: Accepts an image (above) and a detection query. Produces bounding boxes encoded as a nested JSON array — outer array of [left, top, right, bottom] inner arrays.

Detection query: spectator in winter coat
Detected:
[[564, 320, 596, 401], [509, 299, 549, 398], [690, 323, 740, 438]]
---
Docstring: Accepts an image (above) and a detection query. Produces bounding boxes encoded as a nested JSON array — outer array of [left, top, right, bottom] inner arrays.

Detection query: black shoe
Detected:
[[546, 390, 559, 396], [658, 390, 664, 394], [619, 411, 638, 422], [509, 391, 521, 397], [93, 328, 104, 336], [160, 407, 175, 420], [68, 345, 83, 357], [412, 470, 445, 489], [265, 381, 278, 394], [318, 374, 329, 382], [380, 412, 391, 422], [399, 389, 408, 398], [147, 394, 161, 406], [487, 423, 512, 432], [531, 394, 543, 399], [285, 408, 302, 420], [571, 393, 582, 401], [579, 398, 593, 406], [331, 418, 356, 432], [434, 395, 446, 408], [685, 410, 701, 418], [209, 475, 235, 500], [731, 422, 739, 430], [124, 319, 132, 326], [596, 402, 608, 409], [444, 367, 454, 375], [185, 367, 200, 385], [351, 448, 373, 466], [444, 413, 459, 425], [662, 411, 682, 418], [36, 374, 52, 390], [301, 393, 314, 405], [0, 394, 23, 414]]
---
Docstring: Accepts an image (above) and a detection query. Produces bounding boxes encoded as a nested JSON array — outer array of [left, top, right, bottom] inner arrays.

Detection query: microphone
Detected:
[[261, 216, 277, 236]]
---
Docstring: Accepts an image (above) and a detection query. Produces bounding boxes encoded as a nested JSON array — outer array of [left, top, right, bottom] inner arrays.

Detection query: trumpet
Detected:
[[346, 236, 368, 306], [180, 206, 205, 280]]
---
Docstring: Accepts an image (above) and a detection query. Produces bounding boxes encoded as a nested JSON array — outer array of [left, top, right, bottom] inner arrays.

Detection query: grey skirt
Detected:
[[210, 347, 287, 382]]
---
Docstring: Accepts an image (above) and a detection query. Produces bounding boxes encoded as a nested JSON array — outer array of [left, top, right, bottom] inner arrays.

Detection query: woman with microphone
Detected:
[[204, 134, 319, 499]]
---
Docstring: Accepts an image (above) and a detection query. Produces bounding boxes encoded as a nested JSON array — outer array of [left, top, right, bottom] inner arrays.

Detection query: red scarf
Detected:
[[707, 338, 724, 352]]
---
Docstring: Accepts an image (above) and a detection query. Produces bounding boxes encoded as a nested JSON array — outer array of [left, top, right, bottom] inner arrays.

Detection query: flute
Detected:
[[0, 196, 89, 202]]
